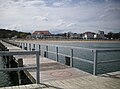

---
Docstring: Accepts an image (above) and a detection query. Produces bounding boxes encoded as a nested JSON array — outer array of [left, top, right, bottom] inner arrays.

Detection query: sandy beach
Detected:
[[16, 39, 120, 44]]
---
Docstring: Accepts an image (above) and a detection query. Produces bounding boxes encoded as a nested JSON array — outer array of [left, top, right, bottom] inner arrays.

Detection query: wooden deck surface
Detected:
[[0, 41, 120, 89], [0, 75, 120, 89]]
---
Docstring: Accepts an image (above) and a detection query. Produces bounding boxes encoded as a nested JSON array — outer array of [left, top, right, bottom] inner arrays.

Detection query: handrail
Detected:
[[41, 49, 93, 64], [97, 59, 120, 64], [0, 51, 39, 56], [96, 49, 120, 52], [11, 40, 94, 51], [2, 40, 120, 75], [0, 66, 37, 71], [0, 51, 40, 84]]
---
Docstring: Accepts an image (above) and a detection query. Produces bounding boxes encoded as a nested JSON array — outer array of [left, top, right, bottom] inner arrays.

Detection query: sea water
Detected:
[[0, 42, 120, 87], [0, 56, 11, 87]]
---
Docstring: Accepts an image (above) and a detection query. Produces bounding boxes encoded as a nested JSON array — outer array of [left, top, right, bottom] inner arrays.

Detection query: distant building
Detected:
[[98, 30, 105, 39], [83, 32, 95, 39], [65, 32, 82, 39], [31, 31, 51, 39], [94, 31, 105, 39], [94, 34, 99, 39]]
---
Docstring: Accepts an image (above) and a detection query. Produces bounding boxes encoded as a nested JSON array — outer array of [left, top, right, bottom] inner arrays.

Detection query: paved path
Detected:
[[0, 41, 120, 89]]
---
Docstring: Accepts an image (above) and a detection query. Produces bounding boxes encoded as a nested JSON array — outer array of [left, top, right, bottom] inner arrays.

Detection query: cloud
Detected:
[[33, 16, 48, 22], [0, 0, 120, 33], [53, 2, 64, 7], [55, 20, 66, 27], [98, 5, 120, 21], [55, 20, 77, 29], [105, 7, 120, 13], [25, 0, 46, 7], [52, 0, 74, 7], [3, 24, 22, 31], [66, 23, 77, 27]]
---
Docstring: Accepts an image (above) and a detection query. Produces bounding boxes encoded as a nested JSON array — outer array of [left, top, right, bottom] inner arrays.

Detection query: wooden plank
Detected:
[[0, 87, 5, 89], [17, 85, 26, 89]]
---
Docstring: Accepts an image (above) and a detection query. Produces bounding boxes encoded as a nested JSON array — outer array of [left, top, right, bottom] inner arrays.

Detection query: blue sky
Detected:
[[0, 0, 120, 33]]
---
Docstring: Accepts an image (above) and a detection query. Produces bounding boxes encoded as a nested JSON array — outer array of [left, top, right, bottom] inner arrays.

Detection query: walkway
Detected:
[[0, 41, 120, 89]]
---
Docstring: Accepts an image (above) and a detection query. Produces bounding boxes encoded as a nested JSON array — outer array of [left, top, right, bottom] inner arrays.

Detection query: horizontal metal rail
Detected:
[[41, 49, 93, 64], [17, 41, 93, 51], [73, 57, 94, 64], [0, 50, 40, 84], [2, 40, 120, 75], [0, 66, 37, 71], [0, 51, 39, 56], [97, 59, 120, 64], [96, 49, 120, 52]]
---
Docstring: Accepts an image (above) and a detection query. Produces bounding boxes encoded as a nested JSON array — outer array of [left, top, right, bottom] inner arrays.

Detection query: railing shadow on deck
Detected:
[[99, 72, 120, 79]]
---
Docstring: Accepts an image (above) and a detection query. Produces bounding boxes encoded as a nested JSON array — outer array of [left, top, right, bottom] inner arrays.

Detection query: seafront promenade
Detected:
[[0, 41, 120, 89]]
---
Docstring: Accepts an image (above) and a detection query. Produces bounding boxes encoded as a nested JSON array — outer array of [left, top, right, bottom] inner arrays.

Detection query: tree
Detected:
[[107, 32, 113, 39], [0, 29, 30, 38]]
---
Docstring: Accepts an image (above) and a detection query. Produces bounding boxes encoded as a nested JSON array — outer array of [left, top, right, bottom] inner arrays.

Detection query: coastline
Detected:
[[16, 39, 120, 44]]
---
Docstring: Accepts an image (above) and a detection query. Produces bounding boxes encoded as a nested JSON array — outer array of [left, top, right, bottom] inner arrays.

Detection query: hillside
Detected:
[[0, 29, 30, 38]]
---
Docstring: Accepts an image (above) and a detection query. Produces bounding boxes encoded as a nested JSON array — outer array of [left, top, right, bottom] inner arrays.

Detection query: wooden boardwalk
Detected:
[[0, 41, 120, 89], [0, 75, 120, 89]]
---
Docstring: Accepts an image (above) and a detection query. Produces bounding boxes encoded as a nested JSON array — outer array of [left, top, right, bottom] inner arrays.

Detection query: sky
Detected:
[[0, 0, 120, 34]]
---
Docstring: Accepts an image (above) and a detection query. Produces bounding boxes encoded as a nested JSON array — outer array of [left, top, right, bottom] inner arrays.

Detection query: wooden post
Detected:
[[17, 58, 23, 85], [93, 50, 98, 75], [17, 58, 23, 67]]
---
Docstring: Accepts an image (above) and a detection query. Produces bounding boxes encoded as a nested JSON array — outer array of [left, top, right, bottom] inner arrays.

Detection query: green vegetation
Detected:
[[0, 29, 31, 38], [105, 32, 120, 40]]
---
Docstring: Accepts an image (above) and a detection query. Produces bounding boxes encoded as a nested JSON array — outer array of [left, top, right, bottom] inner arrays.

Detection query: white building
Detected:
[[31, 31, 51, 39], [83, 32, 94, 39], [94, 31, 105, 39]]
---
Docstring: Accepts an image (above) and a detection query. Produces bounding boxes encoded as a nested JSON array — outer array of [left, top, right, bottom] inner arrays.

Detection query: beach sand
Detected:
[[16, 39, 120, 44]]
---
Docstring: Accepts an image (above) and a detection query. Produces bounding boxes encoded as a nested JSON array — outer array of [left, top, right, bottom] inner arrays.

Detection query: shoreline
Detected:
[[16, 39, 120, 43]]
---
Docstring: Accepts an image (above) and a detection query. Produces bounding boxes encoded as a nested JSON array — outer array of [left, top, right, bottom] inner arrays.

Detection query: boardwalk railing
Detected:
[[2, 40, 120, 75], [0, 51, 40, 84]]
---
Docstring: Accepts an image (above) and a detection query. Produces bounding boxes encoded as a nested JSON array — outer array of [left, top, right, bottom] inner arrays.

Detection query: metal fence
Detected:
[[0, 51, 40, 84], [2, 40, 120, 75]]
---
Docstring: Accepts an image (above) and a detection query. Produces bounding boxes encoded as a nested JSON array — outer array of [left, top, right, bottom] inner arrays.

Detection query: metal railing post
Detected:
[[9, 55, 11, 68], [56, 47, 58, 62], [70, 49, 73, 67], [33, 44, 35, 51], [39, 45, 41, 55], [26, 43, 28, 50], [36, 51, 40, 84], [29, 43, 31, 51], [23, 43, 25, 49], [46, 45, 48, 58], [21, 43, 23, 49], [19, 42, 21, 48], [93, 50, 98, 75], [20, 43, 22, 48], [18, 42, 20, 47]]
